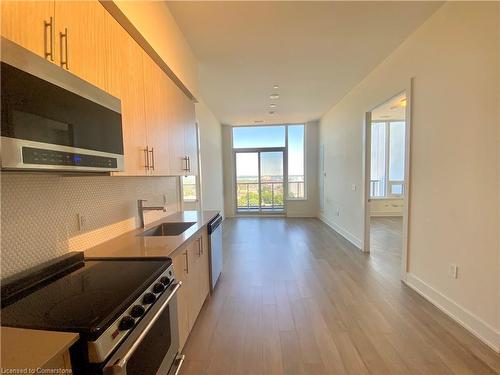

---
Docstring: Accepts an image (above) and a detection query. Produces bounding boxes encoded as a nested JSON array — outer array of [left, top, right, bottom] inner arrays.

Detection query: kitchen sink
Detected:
[[140, 222, 196, 237]]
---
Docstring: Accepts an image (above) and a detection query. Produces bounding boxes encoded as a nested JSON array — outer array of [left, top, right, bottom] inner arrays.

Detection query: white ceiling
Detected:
[[371, 92, 407, 121], [167, 1, 442, 125]]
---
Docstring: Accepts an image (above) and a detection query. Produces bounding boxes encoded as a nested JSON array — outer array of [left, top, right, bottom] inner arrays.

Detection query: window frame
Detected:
[[286, 124, 307, 201], [180, 175, 198, 203], [231, 123, 307, 208], [370, 120, 405, 199]]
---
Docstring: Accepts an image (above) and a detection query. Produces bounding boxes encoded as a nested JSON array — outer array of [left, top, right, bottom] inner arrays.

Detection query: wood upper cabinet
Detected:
[[1, 1, 55, 59], [183, 94, 199, 176], [1, 1, 198, 177], [167, 86, 198, 176], [168, 78, 188, 175], [53, 1, 107, 91], [104, 11, 148, 176], [143, 55, 171, 175]]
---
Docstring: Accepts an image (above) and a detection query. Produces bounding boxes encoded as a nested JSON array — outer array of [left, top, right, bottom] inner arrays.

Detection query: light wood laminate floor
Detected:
[[180, 217, 500, 375], [370, 216, 403, 258]]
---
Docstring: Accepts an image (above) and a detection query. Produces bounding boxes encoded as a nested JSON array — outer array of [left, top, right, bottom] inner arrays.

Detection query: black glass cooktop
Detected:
[[1, 254, 170, 340]]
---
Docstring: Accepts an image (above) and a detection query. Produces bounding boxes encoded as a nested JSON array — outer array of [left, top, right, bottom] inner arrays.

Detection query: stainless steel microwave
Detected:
[[1, 38, 124, 172]]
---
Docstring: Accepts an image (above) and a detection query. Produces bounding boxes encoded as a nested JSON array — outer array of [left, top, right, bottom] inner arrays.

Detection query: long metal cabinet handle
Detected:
[[187, 156, 191, 172], [184, 251, 189, 274], [170, 354, 186, 375], [44, 17, 53, 61], [143, 146, 150, 170], [112, 282, 183, 370], [60, 28, 68, 69], [149, 148, 155, 171]]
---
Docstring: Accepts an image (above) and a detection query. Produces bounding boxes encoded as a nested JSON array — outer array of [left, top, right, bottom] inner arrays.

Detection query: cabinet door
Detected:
[[199, 231, 210, 304], [54, 0, 107, 90], [183, 96, 199, 175], [143, 55, 171, 175], [172, 249, 190, 350], [167, 80, 188, 175], [104, 13, 149, 176], [187, 238, 201, 330], [1, 1, 55, 59]]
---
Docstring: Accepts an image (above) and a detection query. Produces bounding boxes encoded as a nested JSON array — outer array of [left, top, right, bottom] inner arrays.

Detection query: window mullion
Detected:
[[385, 121, 391, 197]]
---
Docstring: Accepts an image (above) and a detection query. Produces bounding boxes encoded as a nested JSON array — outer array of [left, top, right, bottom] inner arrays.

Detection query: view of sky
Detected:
[[234, 125, 304, 178]]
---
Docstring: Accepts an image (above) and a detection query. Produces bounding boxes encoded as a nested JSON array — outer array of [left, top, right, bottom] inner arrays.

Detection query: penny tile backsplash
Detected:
[[1, 174, 180, 278]]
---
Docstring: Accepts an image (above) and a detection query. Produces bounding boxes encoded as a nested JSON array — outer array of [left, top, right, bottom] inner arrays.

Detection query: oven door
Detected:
[[103, 282, 182, 375]]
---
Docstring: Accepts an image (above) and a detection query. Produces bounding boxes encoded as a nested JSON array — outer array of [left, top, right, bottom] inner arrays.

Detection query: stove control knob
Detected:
[[160, 276, 171, 285], [142, 292, 156, 305], [153, 283, 165, 294], [130, 305, 145, 318], [118, 316, 135, 331]]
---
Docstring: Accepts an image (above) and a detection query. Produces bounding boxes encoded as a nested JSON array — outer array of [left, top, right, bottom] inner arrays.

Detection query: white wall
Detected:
[[222, 125, 236, 217], [287, 121, 319, 217], [319, 2, 499, 350], [196, 100, 225, 217]]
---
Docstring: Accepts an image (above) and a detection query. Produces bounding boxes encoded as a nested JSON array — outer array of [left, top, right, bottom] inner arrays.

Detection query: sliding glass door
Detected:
[[235, 150, 285, 213]]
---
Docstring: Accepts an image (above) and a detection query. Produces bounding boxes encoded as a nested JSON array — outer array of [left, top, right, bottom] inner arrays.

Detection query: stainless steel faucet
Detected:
[[137, 199, 167, 228]]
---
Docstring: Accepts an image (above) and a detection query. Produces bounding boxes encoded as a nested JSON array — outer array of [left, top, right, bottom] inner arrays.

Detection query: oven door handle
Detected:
[[107, 281, 182, 372]]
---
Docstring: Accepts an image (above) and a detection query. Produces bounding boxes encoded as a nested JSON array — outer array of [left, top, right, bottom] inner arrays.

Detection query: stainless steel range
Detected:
[[1, 252, 185, 375]]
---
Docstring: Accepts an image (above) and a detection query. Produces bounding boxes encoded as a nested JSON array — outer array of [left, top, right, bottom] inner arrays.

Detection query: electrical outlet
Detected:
[[351, 184, 357, 191], [336, 208, 341, 216], [449, 264, 458, 279], [77, 213, 86, 231]]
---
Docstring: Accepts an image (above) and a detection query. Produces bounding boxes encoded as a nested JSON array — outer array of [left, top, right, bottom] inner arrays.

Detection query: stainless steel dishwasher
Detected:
[[207, 214, 223, 291]]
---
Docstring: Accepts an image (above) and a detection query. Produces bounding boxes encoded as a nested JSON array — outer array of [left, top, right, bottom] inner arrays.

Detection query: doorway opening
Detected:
[[363, 86, 411, 280]]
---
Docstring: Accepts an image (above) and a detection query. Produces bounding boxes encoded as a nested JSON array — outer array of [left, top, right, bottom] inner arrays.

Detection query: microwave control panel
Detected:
[[22, 147, 118, 169]]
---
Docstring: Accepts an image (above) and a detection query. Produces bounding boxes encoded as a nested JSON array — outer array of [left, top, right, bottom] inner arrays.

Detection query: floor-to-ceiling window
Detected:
[[370, 120, 405, 198], [232, 124, 305, 214]]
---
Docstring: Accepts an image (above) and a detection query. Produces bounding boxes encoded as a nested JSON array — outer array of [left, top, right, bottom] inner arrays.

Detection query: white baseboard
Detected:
[[319, 214, 362, 250], [406, 273, 500, 353]]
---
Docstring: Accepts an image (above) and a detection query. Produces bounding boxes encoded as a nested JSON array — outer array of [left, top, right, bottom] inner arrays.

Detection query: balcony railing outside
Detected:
[[370, 179, 386, 197], [237, 182, 284, 211], [288, 181, 305, 199], [370, 179, 404, 198]]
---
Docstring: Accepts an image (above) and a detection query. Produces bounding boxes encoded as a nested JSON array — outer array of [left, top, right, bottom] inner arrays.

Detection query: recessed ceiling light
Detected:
[[269, 111, 275, 115], [273, 84, 279, 89], [270, 94, 279, 100], [269, 104, 276, 108]]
